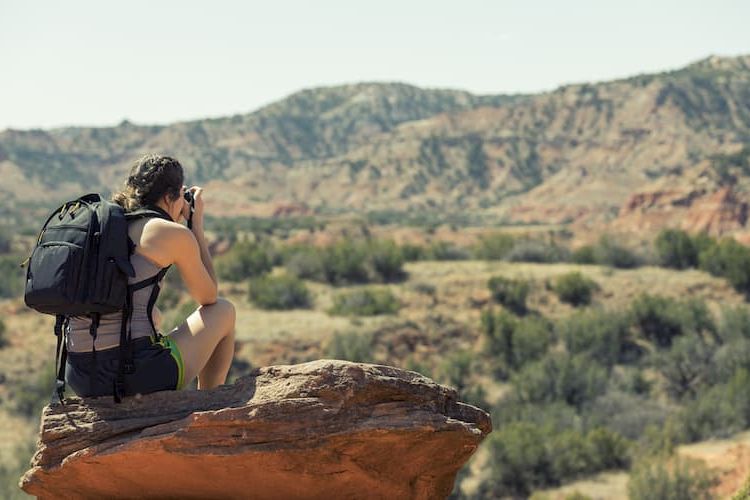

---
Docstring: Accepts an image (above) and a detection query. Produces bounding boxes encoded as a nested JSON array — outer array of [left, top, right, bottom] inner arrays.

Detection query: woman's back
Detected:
[[67, 218, 170, 352]]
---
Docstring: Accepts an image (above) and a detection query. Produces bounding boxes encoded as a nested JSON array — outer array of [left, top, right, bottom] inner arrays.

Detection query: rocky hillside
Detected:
[[2, 55, 750, 237]]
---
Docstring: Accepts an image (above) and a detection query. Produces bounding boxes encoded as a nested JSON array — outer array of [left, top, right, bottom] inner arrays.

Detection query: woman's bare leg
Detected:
[[167, 297, 236, 390]]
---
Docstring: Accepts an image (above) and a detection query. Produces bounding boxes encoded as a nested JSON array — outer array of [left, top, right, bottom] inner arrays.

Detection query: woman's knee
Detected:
[[201, 297, 236, 330]]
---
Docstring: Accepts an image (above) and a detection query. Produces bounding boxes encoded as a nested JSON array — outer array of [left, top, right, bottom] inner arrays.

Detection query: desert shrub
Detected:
[[283, 246, 326, 281], [655, 229, 700, 269], [627, 456, 717, 500], [366, 239, 407, 282], [481, 422, 630, 498], [587, 391, 669, 440], [285, 239, 407, 284], [399, 243, 426, 261], [709, 338, 750, 385], [248, 274, 312, 310], [653, 333, 717, 400], [0, 255, 25, 299], [681, 368, 750, 441], [328, 287, 399, 316], [437, 350, 489, 409], [504, 239, 570, 263], [325, 330, 374, 363], [473, 232, 515, 260], [571, 245, 597, 264], [482, 421, 554, 497], [557, 308, 629, 366], [629, 294, 689, 348], [699, 237, 750, 296], [215, 239, 274, 282], [512, 352, 609, 410], [487, 276, 531, 314], [11, 360, 56, 418], [550, 428, 630, 479], [718, 305, 750, 342], [553, 272, 599, 306], [425, 240, 471, 260], [320, 239, 370, 284], [161, 299, 198, 332], [481, 309, 552, 374], [0, 318, 7, 349], [594, 235, 641, 268], [0, 438, 36, 500]]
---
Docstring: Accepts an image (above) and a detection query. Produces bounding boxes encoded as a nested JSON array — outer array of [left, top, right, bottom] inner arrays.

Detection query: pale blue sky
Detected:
[[1, 0, 748, 131]]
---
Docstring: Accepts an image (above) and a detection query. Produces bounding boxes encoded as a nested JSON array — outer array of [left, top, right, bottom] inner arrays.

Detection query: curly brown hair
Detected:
[[111, 154, 184, 212]]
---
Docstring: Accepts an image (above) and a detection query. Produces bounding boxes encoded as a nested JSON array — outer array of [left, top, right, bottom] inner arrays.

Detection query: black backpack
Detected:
[[22, 193, 173, 403]]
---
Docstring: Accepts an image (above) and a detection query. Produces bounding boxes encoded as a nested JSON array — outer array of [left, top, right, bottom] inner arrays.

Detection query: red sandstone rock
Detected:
[[20, 359, 491, 500]]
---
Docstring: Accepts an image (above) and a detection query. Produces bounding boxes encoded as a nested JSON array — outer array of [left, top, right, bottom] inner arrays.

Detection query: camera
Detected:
[[183, 190, 194, 204]]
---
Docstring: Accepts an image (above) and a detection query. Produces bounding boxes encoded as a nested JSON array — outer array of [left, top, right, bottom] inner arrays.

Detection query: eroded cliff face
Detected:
[[20, 359, 491, 500]]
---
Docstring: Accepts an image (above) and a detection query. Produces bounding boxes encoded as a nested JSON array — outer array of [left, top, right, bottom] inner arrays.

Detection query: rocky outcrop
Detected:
[[612, 185, 750, 238], [20, 359, 491, 500]]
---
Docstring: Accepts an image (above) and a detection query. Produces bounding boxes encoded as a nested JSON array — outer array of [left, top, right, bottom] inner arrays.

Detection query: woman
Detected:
[[65, 154, 236, 397]]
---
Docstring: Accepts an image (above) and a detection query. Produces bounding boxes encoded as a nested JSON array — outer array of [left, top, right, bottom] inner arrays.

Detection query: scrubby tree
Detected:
[[487, 276, 531, 315], [248, 274, 312, 310], [553, 272, 599, 306]]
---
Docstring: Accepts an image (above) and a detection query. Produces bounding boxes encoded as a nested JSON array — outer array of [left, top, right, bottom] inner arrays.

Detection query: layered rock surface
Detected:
[[20, 359, 491, 500]]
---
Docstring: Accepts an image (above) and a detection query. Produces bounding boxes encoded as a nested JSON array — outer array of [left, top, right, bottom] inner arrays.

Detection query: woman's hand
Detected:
[[181, 185, 205, 228]]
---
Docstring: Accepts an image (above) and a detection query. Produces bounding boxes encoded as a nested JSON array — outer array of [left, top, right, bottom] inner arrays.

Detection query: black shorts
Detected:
[[65, 333, 186, 398]]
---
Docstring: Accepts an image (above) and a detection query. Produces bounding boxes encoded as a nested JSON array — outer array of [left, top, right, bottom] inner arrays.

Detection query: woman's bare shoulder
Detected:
[[134, 219, 192, 267]]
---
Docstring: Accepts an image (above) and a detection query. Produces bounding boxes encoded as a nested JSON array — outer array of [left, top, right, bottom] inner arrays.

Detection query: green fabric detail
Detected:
[[151, 333, 186, 390]]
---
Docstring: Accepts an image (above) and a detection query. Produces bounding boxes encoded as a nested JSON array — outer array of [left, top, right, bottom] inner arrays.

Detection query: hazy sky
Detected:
[[1, 0, 748, 131]]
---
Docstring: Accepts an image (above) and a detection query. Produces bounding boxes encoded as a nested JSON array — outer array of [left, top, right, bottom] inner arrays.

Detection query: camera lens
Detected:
[[184, 191, 193, 203]]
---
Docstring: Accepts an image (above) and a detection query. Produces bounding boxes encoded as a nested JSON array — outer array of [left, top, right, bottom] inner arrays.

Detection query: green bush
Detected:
[[504, 239, 570, 263], [653, 333, 716, 400], [627, 457, 717, 500], [587, 391, 668, 440], [655, 229, 701, 269], [215, 239, 273, 282], [481, 309, 552, 374], [11, 360, 56, 418], [161, 299, 198, 333], [0, 438, 36, 500], [553, 272, 599, 306], [0, 255, 25, 299], [630, 294, 688, 348], [718, 305, 750, 342], [594, 235, 641, 269], [317, 239, 371, 285], [487, 276, 531, 315], [699, 237, 750, 296], [557, 308, 629, 366], [328, 287, 399, 316], [512, 352, 609, 410], [325, 330, 374, 363], [425, 240, 471, 260], [0, 318, 7, 349], [481, 422, 630, 498], [284, 239, 407, 284], [571, 245, 597, 264], [473, 232, 515, 260], [436, 350, 489, 409], [248, 274, 312, 310], [482, 421, 553, 497], [366, 239, 407, 282], [681, 368, 750, 441]]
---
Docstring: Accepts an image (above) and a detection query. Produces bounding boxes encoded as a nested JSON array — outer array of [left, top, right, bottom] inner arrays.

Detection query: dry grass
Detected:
[[0, 258, 747, 491]]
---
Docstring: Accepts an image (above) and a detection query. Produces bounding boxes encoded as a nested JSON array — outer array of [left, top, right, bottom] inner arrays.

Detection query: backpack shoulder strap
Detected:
[[125, 205, 174, 223]]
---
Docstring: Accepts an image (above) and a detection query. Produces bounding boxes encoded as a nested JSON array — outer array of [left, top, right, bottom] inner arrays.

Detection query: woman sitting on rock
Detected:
[[66, 154, 236, 397]]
